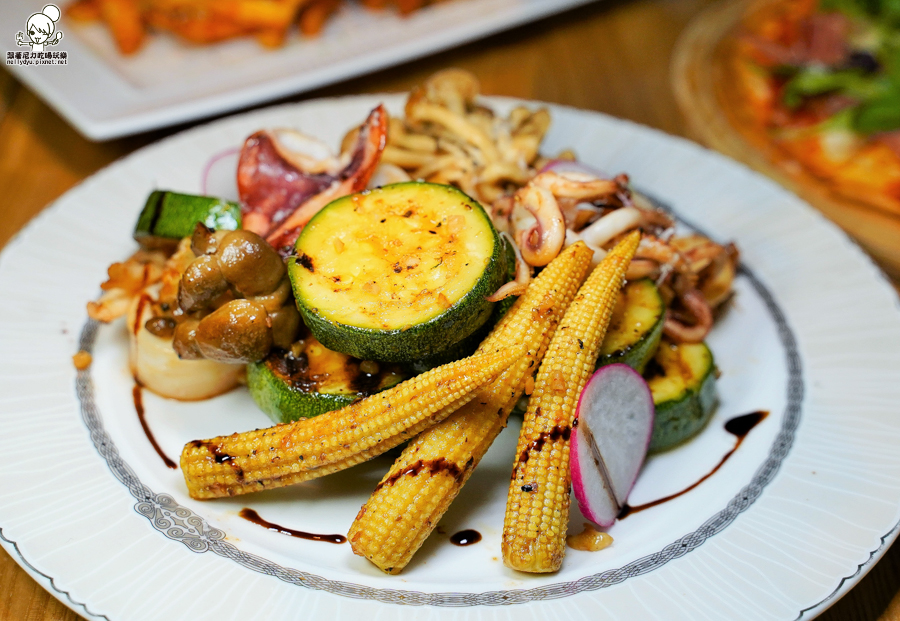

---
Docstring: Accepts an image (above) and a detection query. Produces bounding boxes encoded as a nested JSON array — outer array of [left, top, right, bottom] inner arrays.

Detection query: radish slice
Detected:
[[571, 363, 654, 529]]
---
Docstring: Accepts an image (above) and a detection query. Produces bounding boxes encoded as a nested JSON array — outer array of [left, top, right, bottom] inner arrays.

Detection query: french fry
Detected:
[[211, 0, 306, 29], [255, 27, 288, 47], [85, 0, 435, 54], [98, 0, 145, 54], [146, 11, 249, 44], [395, 0, 425, 15], [299, 0, 341, 36], [65, 0, 102, 22]]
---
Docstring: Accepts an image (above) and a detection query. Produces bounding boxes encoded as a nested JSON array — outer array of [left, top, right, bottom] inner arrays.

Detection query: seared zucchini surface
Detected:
[[247, 335, 406, 424], [134, 191, 241, 249], [596, 278, 665, 373], [644, 339, 718, 452], [289, 182, 506, 362]]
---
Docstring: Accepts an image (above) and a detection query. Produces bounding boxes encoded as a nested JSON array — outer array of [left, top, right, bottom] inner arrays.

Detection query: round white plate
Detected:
[[2, 95, 899, 621]]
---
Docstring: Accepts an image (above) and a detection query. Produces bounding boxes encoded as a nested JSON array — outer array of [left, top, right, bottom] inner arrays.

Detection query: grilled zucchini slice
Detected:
[[596, 278, 665, 373], [644, 339, 718, 452], [288, 182, 506, 363], [134, 190, 241, 250], [247, 335, 406, 424]]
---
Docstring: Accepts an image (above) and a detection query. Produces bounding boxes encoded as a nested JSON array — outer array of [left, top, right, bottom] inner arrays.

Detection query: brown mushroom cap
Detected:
[[172, 318, 204, 360], [269, 304, 301, 350], [178, 254, 229, 313], [191, 223, 228, 257], [216, 230, 286, 297], [195, 299, 273, 363]]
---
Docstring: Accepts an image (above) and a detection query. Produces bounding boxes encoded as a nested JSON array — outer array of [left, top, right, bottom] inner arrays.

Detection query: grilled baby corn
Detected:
[[502, 230, 640, 573], [181, 345, 521, 499], [349, 242, 594, 574]]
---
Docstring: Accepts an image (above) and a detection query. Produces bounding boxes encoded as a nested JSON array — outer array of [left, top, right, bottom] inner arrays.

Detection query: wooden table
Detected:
[[1, 0, 899, 619]]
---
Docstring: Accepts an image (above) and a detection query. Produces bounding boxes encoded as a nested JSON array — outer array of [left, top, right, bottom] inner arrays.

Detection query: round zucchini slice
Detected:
[[289, 182, 506, 363], [408, 289, 518, 374], [247, 336, 406, 424], [596, 278, 665, 373], [644, 339, 718, 452], [134, 190, 241, 250], [411, 237, 519, 373]]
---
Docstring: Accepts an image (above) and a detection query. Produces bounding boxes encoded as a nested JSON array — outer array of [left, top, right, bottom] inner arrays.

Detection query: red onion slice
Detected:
[[201, 147, 241, 200], [540, 158, 611, 179]]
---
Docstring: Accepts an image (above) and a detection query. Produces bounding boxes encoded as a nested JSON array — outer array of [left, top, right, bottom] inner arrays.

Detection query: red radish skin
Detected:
[[571, 363, 654, 529]]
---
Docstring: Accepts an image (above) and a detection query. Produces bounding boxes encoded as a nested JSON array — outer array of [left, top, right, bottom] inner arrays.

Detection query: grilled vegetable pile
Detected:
[[89, 180, 722, 574], [86, 75, 738, 578], [349, 241, 594, 573]]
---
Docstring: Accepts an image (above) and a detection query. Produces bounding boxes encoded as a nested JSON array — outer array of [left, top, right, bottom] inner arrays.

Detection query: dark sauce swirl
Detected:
[[512, 418, 571, 478], [239, 508, 346, 544], [450, 530, 482, 546], [186, 439, 245, 480], [133, 383, 177, 469], [374, 457, 474, 492], [619, 411, 769, 519]]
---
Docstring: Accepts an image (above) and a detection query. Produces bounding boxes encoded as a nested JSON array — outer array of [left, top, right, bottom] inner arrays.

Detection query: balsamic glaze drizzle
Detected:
[[374, 456, 473, 491], [239, 508, 346, 544], [133, 383, 177, 469], [513, 423, 571, 477], [449, 530, 482, 546], [618, 411, 769, 519]]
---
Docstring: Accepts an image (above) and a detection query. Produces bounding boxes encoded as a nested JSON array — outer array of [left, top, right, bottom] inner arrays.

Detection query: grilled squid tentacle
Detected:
[[516, 185, 566, 267], [486, 232, 531, 302], [663, 289, 714, 343], [532, 170, 622, 201], [579, 206, 644, 249], [237, 105, 389, 253]]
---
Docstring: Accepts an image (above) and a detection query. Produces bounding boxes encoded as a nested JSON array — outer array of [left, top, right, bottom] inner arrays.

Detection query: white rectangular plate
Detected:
[[2, 0, 594, 140]]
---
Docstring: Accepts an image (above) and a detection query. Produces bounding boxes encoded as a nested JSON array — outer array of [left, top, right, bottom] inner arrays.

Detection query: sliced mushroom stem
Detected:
[[270, 304, 301, 350]]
